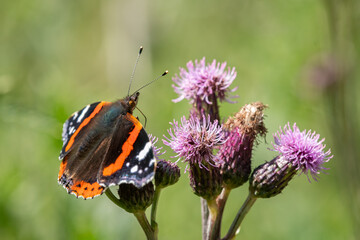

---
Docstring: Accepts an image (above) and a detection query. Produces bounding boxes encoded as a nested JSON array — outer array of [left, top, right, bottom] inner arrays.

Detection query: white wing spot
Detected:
[[138, 169, 143, 174], [137, 142, 152, 161], [130, 165, 138, 173], [77, 105, 90, 123], [73, 111, 78, 119], [126, 162, 130, 167], [149, 158, 156, 166], [68, 126, 76, 135]]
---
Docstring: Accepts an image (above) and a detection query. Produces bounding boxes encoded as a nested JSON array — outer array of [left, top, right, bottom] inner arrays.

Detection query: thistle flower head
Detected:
[[172, 57, 237, 104], [163, 114, 226, 169], [272, 123, 333, 181]]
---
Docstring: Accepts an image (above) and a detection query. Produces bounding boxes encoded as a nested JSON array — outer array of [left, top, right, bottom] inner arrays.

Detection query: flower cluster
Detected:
[[162, 57, 333, 240]]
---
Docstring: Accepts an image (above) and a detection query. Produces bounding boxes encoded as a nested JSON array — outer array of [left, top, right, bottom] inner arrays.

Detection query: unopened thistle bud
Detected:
[[249, 156, 297, 198], [219, 102, 267, 189], [117, 183, 154, 213], [149, 135, 181, 188], [155, 160, 180, 188]]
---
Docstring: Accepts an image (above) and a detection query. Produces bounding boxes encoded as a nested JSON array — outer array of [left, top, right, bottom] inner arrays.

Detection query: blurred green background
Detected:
[[1, 0, 359, 239]]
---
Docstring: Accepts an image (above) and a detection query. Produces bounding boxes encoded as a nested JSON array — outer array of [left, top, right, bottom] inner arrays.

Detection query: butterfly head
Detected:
[[127, 91, 140, 112]]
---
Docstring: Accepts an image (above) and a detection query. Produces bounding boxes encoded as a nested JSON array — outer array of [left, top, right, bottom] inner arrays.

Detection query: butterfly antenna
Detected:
[[132, 70, 168, 94], [135, 106, 148, 128], [127, 46, 144, 97]]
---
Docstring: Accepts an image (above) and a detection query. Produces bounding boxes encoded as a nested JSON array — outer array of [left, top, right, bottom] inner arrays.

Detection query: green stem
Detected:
[[223, 193, 257, 240], [150, 187, 162, 234], [210, 188, 231, 240], [105, 188, 126, 209], [134, 211, 156, 240], [207, 198, 220, 240], [105, 189, 156, 240]]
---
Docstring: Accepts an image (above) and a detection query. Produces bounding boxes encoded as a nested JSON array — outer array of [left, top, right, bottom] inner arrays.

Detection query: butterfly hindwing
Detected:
[[99, 113, 156, 188], [58, 138, 111, 199]]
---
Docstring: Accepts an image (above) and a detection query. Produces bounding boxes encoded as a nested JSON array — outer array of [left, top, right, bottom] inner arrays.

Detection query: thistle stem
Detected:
[[209, 94, 220, 122], [222, 193, 257, 240], [105, 189, 156, 240], [207, 198, 220, 240], [105, 188, 126, 209], [211, 187, 231, 240], [201, 198, 210, 240], [134, 211, 156, 240], [151, 187, 162, 233]]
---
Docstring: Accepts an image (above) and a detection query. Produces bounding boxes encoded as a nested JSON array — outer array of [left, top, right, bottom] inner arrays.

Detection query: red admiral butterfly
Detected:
[[58, 47, 167, 199]]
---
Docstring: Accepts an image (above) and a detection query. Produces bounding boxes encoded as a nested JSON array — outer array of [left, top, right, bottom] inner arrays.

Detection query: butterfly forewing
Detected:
[[58, 101, 114, 199], [60, 101, 109, 160]]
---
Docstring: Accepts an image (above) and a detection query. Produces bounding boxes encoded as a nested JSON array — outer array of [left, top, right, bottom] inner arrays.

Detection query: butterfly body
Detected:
[[58, 92, 155, 199]]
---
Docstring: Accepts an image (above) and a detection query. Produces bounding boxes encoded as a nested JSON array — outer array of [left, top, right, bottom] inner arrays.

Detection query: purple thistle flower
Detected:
[[272, 123, 333, 181], [163, 114, 226, 169], [172, 57, 237, 105]]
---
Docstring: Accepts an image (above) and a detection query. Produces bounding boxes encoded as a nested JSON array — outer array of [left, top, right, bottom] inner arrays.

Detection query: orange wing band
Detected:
[[102, 113, 143, 176], [65, 102, 109, 152]]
